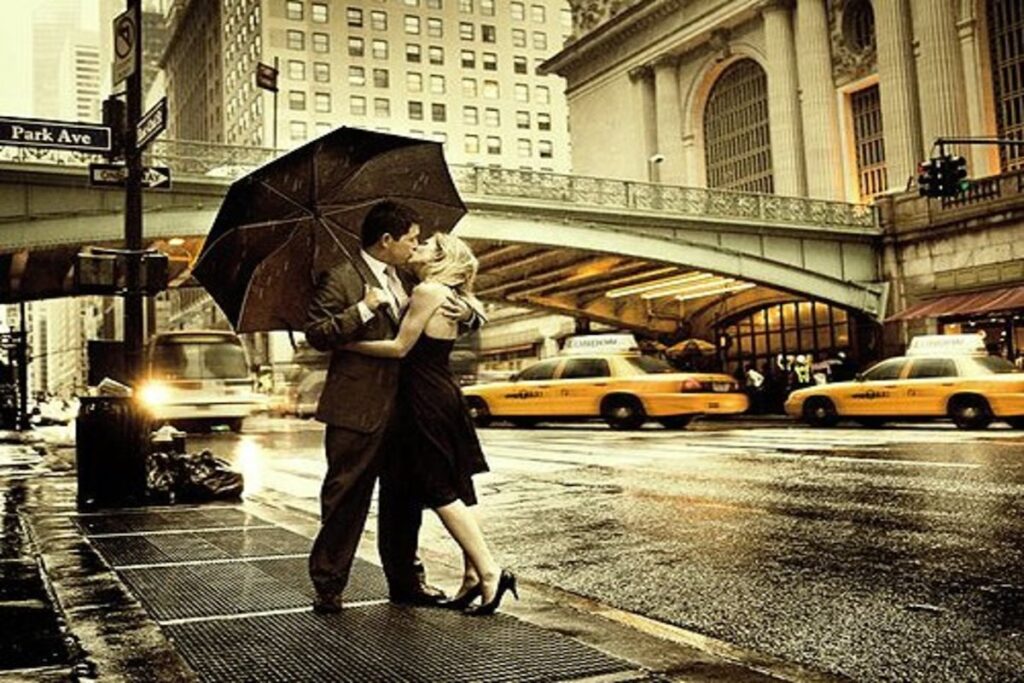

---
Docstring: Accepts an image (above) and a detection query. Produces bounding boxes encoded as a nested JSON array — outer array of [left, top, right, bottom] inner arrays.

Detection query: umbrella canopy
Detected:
[[666, 338, 717, 357], [192, 127, 466, 332]]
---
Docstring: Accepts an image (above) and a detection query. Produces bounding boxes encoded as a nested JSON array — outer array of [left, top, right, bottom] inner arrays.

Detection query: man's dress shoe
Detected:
[[389, 582, 447, 607], [313, 592, 343, 614]]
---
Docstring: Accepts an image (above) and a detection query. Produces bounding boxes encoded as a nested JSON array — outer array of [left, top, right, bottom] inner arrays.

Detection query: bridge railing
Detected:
[[1, 139, 878, 231]]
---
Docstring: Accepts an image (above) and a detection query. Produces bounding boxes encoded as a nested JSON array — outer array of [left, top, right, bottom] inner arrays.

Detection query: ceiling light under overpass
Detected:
[[674, 282, 756, 302], [640, 274, 726, 300], [605, 271, 710, 298]]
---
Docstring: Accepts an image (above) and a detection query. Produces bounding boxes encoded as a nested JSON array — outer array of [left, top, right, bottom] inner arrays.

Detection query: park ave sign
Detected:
[[0, 116, 111, 152]]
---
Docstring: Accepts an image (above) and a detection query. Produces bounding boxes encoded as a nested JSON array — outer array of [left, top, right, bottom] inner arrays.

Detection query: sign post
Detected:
[[122, 0, 145, 389]]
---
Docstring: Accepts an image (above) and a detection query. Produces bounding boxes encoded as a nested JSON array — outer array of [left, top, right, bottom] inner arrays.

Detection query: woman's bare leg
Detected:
[[457, 550, 480, 595], [434, 501, 501, 602]]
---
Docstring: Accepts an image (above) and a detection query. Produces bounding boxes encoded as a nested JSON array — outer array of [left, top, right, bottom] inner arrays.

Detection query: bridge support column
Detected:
[[795, 0, 843, 200], [761, 0, 807, 197], [875, 0, 923, 191], [652, 55, 686, 185]]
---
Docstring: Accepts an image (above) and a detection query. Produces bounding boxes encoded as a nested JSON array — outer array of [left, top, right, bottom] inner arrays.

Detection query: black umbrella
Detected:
[[192, 127, 466, 332]]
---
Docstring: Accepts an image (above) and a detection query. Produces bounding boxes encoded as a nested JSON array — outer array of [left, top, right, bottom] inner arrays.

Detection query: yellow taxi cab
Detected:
[[785, 334, 1024, 430], [462, 334, 749, 430]]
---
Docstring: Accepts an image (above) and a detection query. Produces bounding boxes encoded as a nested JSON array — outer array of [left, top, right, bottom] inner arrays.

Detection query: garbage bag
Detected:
[[146, 449, 244, 503]]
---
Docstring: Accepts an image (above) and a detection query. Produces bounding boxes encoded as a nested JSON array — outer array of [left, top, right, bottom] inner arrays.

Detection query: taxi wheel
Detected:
[[602, 396, 646, 430], [803, 398, 839, 427], [227, 418, 244, 433], [466, 398, 492, 427], [658, 416, 693, 429], [949, 396, 992, 430]]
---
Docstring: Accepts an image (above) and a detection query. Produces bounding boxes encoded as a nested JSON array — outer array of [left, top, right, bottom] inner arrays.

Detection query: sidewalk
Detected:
[[0, 432, 843, 683]]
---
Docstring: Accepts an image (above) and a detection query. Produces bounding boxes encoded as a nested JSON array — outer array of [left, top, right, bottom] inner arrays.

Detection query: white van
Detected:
[[137, 330, 264, 432]]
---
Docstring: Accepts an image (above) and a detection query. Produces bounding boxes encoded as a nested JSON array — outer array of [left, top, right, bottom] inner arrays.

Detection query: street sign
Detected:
[[113, 7, 138, 84], [255, 62, 279, 92], [136, 98, 167, 150], [89, 163, 171, 189], [0, 116, 111, 152]]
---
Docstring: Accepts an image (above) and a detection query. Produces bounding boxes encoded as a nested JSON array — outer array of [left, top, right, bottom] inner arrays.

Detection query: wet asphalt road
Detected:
[[192, 417, 1024, 682]]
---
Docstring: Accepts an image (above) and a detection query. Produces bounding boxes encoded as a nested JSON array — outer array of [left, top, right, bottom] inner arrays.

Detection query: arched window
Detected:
[[987, 0, 1024, 171], [703, 59, 774, 194]]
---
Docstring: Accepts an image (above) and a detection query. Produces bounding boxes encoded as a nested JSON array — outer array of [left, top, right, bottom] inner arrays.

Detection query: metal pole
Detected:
[[273, 56, 279, 150], [17, 302, 28, 431], [124, 0, 144, 386]]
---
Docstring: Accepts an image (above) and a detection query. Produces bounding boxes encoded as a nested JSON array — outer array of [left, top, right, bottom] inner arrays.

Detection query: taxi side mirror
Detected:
[[854, 372, 865, 382], [509, 373, 520, 382]]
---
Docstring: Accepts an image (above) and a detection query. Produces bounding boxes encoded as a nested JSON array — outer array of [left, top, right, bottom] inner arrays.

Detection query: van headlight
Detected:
[[138, 382, 170, 408]]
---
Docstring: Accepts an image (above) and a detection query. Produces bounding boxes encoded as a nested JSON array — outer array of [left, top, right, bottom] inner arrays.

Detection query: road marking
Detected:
[[157, 599, 391, 626], [116, 553, 309, 571], [88, 524, 276, 538]]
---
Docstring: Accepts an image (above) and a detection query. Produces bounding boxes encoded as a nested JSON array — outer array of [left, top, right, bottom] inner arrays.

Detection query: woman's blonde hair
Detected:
[[417, 232, 479, 297]]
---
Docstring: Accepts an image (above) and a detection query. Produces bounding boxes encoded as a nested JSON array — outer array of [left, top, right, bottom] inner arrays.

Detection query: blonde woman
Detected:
[[344, 232, 516, 616]]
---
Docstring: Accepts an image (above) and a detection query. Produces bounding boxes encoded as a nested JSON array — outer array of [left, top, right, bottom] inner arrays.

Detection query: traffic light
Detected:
[[917, 158, 940, 197], [939, 155, 970, 197], [102, 96, 126, 160]]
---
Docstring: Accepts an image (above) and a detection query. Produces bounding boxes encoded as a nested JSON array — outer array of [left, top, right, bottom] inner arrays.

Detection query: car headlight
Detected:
[[138, 382, 170, 408]]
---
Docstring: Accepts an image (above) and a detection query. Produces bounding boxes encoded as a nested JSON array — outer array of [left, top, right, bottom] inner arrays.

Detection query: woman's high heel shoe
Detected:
[[439, 583, 481, 610], [465, 569, 518, 616]]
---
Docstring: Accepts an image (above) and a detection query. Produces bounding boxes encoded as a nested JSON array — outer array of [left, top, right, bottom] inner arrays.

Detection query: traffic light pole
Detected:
[[932, 137, 1024, 154], [124, 0, 144, 386]]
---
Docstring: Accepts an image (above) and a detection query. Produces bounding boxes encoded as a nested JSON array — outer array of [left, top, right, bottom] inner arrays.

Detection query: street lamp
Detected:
[[647, 153, 665, 183]]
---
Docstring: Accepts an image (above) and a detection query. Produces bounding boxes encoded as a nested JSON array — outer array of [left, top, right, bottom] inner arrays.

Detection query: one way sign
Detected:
[[89, 163, 172, 189]]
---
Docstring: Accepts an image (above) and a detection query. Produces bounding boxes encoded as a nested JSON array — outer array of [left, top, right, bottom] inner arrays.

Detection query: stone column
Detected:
[[795, 0, 843, 200], [652, 54, 686, 185], [911, 0, 968, 156], [629, 64, 658, 182], [761, 0, 807, 196], [956, 1, 990, 175], [874, 0, 923, 191]]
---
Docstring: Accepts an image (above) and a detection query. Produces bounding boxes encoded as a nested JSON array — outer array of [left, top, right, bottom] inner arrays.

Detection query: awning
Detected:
[[886, 284, 1024, 321]]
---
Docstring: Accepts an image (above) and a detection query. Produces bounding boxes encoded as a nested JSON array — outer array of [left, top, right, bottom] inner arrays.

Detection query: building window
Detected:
[[403, 0, 420, 5], [515, 110, 530, 129], [348, 37, 364, 57], [427, 18, 443, 38], [312, 33, 329, 53], [315, 92, 331, 113], [482, 80, 499, 99], [407, 72, 423, 92], [459, 0, 472, 12], [373, 68, 390, 88], [460, 22, 474, 40], [484, 107, 500, 126], [532, 31, 547, 49], [703, 58, 774, 194], [430, 74, 446, 94], [314, 62, 330, 82], [480, 0, 494, 16], [288, 60, 306, 80], [530, 4, 545, 22], [287, 30, 305, 50], [350, 95, 367, 116], [406, 43, 422, 62], [427, 0, 442, 8], [517, 138, 532, 158], [463, 106, 479, 125], [462, 77, 477, 97], [535, 85, 550, 104], [372, 39, 388, 59], [348, 66, 366, 86], [370, 10, 387, 30], [432, 103, 447, 122], [290, 120, 308, 141], [312, 2, 328, 23], [465, 134, 480, 154], [289, 90, 307, 110], [482, 52, 497, 70], [405, 15, 421, 34], [987, 0, 1024, 170], [482, 25, 496, 42], [461, 50, 476, 68], [511, 1, 525, 20], [512, 29, 526, 47], [538, 140, 552, 158], [316, 122, 332, 135], [843, 0, 876, 52], [409, 101, 424, 120], [286, 1, 303, 20], [428, 46, 444, 65], [346, 8, 362, 27], [850, 85, 888, 201], [375, 98, 391, 117], [560, 7, 572, 30], [514, 83, 529, 102], [486, 136, 501, 154], [513, 55, 528, 74], [537, 112, 551, 131]]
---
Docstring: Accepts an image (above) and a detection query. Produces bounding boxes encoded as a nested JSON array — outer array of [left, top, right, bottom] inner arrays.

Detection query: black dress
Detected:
[[397, 334, 489, 508]]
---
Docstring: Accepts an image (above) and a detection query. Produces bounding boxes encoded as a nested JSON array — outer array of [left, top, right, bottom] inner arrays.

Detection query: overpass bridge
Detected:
[[0, 140, 884, 338]]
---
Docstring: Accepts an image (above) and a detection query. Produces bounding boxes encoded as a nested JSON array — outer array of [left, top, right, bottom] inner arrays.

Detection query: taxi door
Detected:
[[902, 357, 958, 416], [495, 358, 562, 416], [550, 357, 612, 416], [831, 357, 907, 415]]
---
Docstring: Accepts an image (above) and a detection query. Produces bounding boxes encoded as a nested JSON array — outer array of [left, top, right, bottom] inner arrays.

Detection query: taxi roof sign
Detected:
[[906, 333, 986, 357], [561, 333, 639, 355]]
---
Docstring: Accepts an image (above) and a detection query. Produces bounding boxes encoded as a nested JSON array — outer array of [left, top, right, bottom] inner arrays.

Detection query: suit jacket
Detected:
[[304, 256, 402, 433]]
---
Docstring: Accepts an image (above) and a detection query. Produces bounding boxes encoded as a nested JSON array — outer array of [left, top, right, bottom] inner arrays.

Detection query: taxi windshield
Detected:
[[963, 356, 1020, 374], [622, 355, 677, 374]]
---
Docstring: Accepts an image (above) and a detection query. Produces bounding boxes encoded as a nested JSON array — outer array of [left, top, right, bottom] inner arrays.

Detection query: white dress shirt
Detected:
[[357, 250, 405, 322]]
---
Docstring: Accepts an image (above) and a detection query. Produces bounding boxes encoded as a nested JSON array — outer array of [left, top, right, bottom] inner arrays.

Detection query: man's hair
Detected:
[[361, 201, 420, 248]]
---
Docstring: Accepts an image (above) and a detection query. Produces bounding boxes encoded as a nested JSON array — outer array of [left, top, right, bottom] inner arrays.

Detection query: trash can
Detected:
[[76, 396, 152, 510]]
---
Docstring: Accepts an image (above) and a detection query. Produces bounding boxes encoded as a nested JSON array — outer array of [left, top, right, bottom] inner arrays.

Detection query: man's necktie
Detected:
[[385, 266, 407, 314]]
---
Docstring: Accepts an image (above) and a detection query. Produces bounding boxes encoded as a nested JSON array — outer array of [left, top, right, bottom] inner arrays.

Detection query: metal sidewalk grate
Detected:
[[90, 527, 312, 567], [165, 605, 632, 683], [119, 557, 389, 620], [78, 507, 259, 534]]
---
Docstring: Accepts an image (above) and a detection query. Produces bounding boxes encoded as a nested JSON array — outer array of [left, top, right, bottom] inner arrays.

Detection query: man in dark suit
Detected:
[[304, 201, 477, 613]]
